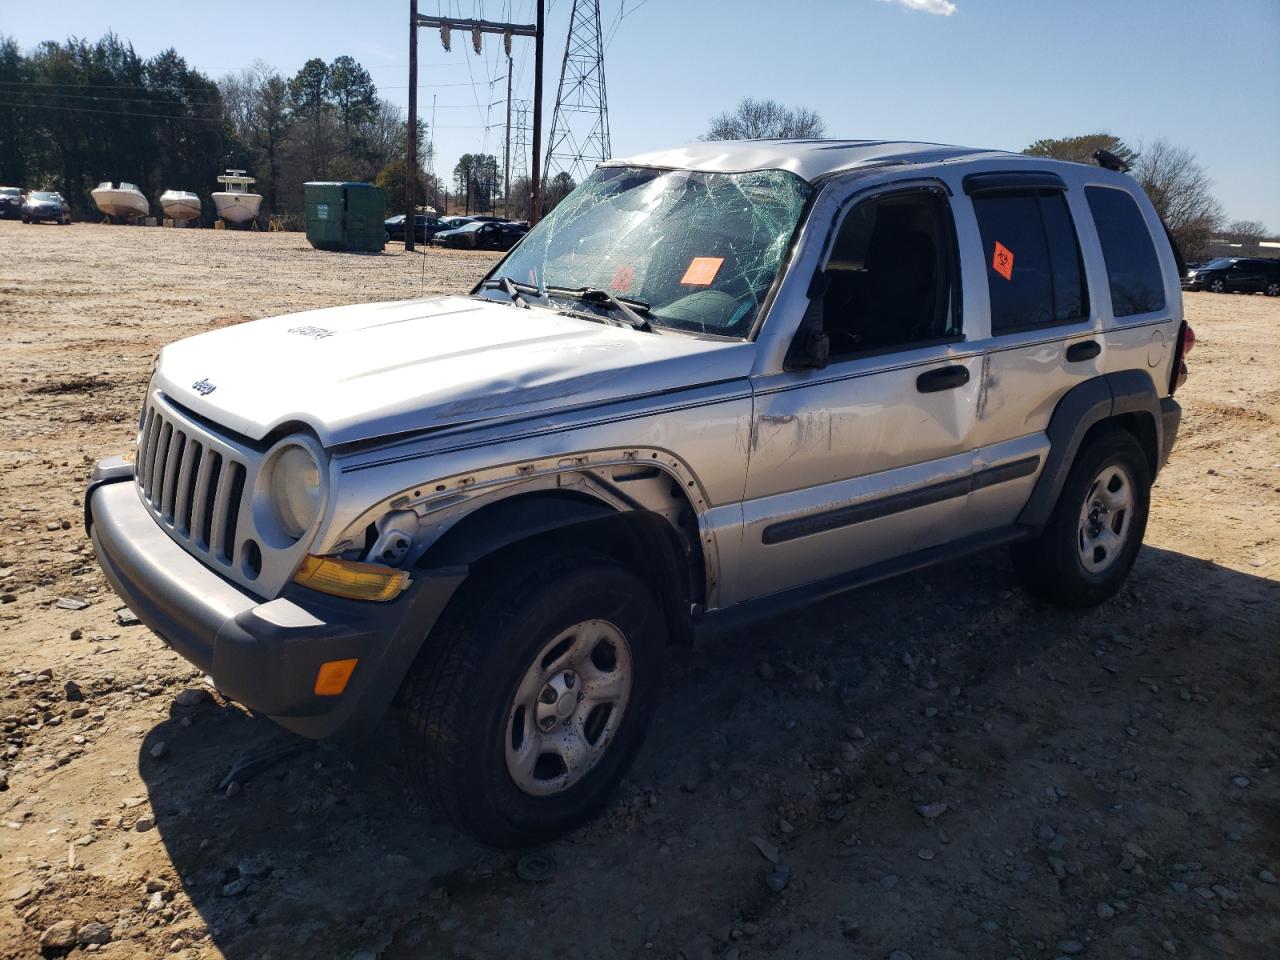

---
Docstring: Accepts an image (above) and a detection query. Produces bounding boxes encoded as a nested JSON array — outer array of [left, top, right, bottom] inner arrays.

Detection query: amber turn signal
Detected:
[[314, 658, 359, 696], [292, 555, 409, 602]]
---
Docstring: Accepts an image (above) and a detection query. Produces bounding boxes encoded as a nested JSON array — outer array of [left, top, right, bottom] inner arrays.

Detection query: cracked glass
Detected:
[[493, 165, 812, 337]]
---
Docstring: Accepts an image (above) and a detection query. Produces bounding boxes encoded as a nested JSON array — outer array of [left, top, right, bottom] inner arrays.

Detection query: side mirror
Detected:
[[784, 270, 831, 371]]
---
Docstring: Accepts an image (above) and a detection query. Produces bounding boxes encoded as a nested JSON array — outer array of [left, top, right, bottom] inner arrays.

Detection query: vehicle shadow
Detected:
[[137, 542, 1279, 959]]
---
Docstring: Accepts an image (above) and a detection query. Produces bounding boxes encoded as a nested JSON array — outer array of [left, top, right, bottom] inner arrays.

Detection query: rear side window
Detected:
[[1085, 186, 1166, 317], [972, 192, 1088, 333]]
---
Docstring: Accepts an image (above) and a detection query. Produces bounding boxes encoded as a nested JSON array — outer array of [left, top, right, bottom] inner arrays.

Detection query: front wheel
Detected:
[[397, 549, 664, 846], [1266, 281, 1280, 297], [1013, 429, 1151, 607], [1209, 278, 1225, 293]]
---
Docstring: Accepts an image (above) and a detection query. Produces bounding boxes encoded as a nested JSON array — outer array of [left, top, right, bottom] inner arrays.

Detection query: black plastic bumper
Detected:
[[1159, 396, 1181, 469], [86, 462, 465, 739]]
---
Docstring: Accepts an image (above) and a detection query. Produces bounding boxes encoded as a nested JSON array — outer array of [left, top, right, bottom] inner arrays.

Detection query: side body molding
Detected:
[[1017, 370, 1164, 529]]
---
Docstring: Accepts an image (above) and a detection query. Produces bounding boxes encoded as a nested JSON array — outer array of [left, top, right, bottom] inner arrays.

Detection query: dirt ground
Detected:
[[0, 221, 1277, 960]]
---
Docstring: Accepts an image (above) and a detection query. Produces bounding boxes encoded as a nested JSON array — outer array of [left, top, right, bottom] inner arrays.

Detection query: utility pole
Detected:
[[530, 0, 544, 225], [504, 55, 513, 220], [409, 5, 542, 222], [405, 0, 418, 251]]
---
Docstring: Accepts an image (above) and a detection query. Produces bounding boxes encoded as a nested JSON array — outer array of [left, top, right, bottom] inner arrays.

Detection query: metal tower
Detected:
[[511, 99, 532, 184], [543, 0, 610, 201]]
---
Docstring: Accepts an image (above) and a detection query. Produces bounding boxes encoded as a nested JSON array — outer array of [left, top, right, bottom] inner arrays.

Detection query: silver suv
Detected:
[[86, 140, 1192, 845]]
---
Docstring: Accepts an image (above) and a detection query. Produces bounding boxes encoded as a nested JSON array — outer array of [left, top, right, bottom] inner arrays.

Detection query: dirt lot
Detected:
[[0, 221, 1277, 960]]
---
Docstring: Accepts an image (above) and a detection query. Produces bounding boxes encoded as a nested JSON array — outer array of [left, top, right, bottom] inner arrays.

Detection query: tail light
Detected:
[[1169, 321, 1195, 395]]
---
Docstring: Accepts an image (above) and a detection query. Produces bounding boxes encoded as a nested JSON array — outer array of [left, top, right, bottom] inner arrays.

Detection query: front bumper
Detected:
[[86, 461, 465, 739]]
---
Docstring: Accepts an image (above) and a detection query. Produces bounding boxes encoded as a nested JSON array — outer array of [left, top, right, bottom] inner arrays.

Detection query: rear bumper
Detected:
[[86, 461, 465, 739]]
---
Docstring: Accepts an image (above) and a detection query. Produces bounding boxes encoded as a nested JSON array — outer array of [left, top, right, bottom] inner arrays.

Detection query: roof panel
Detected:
[[604, 138, 1016, 182]]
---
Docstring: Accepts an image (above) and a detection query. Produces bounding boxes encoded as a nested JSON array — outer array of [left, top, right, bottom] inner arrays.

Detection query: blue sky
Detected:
[[5, 0, 1278, 228]]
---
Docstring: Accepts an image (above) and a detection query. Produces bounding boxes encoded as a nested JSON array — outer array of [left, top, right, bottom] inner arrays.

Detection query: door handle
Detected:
[[1065, 340, 1101, 362], [916, 365, 970, 393]]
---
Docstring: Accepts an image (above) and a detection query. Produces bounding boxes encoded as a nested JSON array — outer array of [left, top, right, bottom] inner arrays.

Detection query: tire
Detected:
[[1014, 428, 1151, 607], [384, 230, 391, 243], [1209, 278, 1225, 293], [397, 548, 665, 846], [1266, 281, 1280, 298]]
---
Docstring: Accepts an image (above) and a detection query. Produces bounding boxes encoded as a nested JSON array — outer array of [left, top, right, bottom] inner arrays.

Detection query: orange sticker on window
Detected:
[[680, 256, 724, 286], [610, 264, 635, 292], [992, 241, 1014, 281]]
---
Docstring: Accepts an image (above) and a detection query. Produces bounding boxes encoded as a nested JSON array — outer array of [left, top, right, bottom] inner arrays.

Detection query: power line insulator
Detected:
[[440, 23, 451, 51], [472, 26, 483, 54], [504, 28, 513, 57]]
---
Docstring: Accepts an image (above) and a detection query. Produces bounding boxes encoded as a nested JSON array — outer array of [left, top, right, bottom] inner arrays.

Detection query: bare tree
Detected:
[[1132, 138, 1222, 260], [1222, 219, 1268, 244], [703, 97, 826, 141]]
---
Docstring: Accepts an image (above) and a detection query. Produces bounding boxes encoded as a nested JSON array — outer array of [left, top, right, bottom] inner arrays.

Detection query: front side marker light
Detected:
[[293, 555, 409, 602], [314, 658, 359, 696]]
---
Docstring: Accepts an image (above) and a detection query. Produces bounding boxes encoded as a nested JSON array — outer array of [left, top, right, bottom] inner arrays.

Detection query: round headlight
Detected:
[[268, 444, 322, 540]]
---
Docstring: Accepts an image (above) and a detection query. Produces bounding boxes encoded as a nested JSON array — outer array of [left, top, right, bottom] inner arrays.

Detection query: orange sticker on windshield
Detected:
[[992, 241, 1014, 281], [680, 256, 724, 286], [611, 264, 635, 292]]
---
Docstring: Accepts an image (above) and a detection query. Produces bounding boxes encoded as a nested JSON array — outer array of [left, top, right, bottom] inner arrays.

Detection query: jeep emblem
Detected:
[[191, 378, 217, 396]]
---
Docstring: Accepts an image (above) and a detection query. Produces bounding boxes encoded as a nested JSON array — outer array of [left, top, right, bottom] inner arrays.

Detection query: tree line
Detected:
[[0, 33, 515, 223]]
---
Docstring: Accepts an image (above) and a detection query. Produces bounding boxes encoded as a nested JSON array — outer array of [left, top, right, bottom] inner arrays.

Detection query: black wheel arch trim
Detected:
[[1017, 370, 1174, 529]]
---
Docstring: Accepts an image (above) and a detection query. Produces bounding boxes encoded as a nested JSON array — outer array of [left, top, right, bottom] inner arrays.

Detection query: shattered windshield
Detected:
[[490, 165, 811, 337]]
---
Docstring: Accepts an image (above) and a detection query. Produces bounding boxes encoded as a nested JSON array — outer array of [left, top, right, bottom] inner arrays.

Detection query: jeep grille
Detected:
[[135, 399, 249, 569]]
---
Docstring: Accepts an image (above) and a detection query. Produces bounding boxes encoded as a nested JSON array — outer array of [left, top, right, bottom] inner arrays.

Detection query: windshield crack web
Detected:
[[498, 166, 811, 336]]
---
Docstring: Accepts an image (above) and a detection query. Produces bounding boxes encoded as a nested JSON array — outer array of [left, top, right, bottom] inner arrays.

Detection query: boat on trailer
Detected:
[[212, 170, 262, 226], [90, 182, 149, 222], [159, 190, 201, 222]]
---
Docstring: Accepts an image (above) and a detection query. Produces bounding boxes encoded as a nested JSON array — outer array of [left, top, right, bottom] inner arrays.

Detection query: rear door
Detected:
[[949, 171, 1095, 534]]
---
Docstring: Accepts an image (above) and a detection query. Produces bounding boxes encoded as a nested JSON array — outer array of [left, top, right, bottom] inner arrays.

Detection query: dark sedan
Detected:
[[0, 187, 23, 220], [22, 191, 71, 224], [384, 213, 447, 243], [1183, 257, 1280, 296], [430, 220, 527, 251]]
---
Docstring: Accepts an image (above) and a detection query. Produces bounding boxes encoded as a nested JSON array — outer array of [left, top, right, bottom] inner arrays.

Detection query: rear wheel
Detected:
[[1014, 428, 1151, 607], [397, 548, 664, 846]]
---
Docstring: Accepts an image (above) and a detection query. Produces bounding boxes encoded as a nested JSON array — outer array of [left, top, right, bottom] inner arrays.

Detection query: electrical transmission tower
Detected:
[[511, 99, 532, 184], [543, 0, 610, 203]]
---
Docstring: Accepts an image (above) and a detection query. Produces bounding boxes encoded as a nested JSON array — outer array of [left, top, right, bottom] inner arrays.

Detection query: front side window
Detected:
[[972, 191, 1088, 333], [820, 189, 960, 358], [1085, 186, 1166, 317], [492, 165, 812, 337]]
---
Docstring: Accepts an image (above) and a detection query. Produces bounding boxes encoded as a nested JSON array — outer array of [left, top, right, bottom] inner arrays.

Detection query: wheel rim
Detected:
[[1211, 280, 1224, 292], [505, 619, 633, 797], [1267, 283, 1279, 297], [1077, 463, 1136, 574]]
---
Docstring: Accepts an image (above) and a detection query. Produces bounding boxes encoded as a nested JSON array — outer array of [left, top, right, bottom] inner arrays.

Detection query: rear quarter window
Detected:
[[1085, 186, 1166, 317]]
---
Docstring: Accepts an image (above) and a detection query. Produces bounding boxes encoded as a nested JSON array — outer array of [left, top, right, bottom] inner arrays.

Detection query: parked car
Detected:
[[1182, 257, 1280, 296], [430, 220, 527, 251], [437, 215, 476, 228], [22, 190, 71, 224], [0, 186, 24, 220], [384, 213, 446, 244], [86, 140, 1190, 846], [468, 215, 507, 223]]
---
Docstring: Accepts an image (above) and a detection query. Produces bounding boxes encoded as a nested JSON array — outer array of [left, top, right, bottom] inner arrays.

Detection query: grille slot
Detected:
[[135, 399, 249, 569]]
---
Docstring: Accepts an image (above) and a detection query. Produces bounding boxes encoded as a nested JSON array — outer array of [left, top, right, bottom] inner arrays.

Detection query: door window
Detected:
[[1085, 186, 1166, 317], [971, 191, 1088, 333], [820, 189, 960, 359]]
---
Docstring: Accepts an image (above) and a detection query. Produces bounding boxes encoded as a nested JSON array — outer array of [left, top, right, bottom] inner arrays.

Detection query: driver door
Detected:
[[730, 183, 984, 605]]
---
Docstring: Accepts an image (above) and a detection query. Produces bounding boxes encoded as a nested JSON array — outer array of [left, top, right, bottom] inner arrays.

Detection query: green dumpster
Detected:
[[304, 181, 386, 252]]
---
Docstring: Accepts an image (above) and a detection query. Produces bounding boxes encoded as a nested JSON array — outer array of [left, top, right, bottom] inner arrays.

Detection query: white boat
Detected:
[[91, 182, 149, 221], [212, 170, 262, 226], [159, 189, 201, 222]]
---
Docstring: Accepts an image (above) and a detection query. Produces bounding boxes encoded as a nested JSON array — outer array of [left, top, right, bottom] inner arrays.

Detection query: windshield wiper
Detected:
[[545, 286, 652, 331], [480, 275, 537, 309]]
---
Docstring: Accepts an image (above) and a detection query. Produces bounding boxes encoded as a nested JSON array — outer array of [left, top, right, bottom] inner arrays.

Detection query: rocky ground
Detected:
[[0, 221, 1277, 960]]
